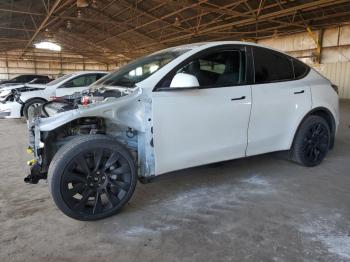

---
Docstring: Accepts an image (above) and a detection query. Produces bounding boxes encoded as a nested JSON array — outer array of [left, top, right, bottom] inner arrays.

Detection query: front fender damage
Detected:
[[38, 87, 145, 132], [25, 87, 155, 184]]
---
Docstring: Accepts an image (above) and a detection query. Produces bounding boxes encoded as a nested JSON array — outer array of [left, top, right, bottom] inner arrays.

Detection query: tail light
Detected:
[[331, 84, 339, 94]]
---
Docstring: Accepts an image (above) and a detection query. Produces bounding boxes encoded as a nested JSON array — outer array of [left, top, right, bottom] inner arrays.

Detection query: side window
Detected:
[[293, 59, 309, 79], [159, 49, 246, 88], [62, 75, 87, 88], [96, 74, 105, 81], [84, 74, 99, 86], [253, 47, 294, 83]]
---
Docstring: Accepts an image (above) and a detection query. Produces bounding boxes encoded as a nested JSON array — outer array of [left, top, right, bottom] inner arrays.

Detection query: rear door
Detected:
[[246, 46, 312, 156], [152, 46, 252, 175], [55, 73, 104, 96]]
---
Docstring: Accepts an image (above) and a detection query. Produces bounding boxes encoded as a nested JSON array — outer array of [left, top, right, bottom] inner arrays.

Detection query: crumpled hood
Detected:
[[0, 84, 24, 91], [0, 82, 21, 88], [0, 83, 46, 92]]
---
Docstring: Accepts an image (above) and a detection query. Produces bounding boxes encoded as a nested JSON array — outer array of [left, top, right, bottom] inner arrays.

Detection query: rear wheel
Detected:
[[290, 115, 330, 167], [48, 135, 137, 221], [23, 98, 46, 119]]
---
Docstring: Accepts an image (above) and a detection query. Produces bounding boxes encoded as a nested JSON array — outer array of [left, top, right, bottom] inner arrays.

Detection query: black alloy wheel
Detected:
[[49, 135, 137, 220], [291, 115, 331, 167], [302, 122, 330, 164]]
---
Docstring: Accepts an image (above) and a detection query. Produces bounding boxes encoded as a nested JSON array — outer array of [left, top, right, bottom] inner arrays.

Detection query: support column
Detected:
[[306, 26, 323, 64], [318, 29, 324, 64], [5, 51, 9, 79]]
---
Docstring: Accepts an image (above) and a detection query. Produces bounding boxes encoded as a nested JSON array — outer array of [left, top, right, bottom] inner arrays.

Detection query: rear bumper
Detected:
[[0, 101, 22, 119]]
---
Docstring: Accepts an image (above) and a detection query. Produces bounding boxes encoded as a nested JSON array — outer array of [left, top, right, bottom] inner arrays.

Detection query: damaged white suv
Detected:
[[26, 41, 339, 221], [0, 71, 107, 119]]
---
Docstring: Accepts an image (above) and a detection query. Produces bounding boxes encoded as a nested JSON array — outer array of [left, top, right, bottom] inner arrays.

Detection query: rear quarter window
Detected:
[[253, 47, 294, 83], [292, 59, 309, 79]]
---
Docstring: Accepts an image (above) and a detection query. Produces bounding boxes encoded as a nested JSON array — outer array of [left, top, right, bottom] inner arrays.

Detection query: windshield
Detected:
[[46, 74, 72, 86], [91, 49, 189, 89]]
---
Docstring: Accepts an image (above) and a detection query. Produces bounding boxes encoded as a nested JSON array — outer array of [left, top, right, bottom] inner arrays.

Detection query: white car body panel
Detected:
[[55, 86, 91, 97], [246, 77, 312, 156], [308, 70, 340, 128], [0, 71, 107, 119], [0, 100, 22, 118], [152, 85, 252, 175], [27, 41, 339, 178]]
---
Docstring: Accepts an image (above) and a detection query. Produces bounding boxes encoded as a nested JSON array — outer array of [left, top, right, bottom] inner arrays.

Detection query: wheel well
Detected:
[[295, 107, 336, 149], [310, 109, 336, 149], [20, 97, 47, 116]]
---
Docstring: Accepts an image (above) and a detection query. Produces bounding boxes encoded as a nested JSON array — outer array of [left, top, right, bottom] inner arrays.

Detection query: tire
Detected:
[[48, 135, 137, 221], [290, 115, 331, 167], [23, 98, 46, 119]]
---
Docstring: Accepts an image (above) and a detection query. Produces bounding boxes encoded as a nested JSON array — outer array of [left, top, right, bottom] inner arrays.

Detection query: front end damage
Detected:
[[24, 87, 155, 184], [0, 85, 46, 119]]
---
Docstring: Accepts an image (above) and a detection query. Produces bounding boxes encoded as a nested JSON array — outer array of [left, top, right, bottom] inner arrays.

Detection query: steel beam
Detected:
[[20, 0, 63, 57]]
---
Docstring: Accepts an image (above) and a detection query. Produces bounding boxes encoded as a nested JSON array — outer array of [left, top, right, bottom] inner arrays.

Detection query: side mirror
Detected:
[[170, 73, 199, 88]]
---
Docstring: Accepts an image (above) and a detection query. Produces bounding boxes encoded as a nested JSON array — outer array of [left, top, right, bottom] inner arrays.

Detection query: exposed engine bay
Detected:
[[26, 117, 108, 183], [24, 86, 152, 184], [41, 88, 125, 117]]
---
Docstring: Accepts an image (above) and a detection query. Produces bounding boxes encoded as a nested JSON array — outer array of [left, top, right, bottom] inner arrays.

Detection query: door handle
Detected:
[[231, 96, 246, 101], [294, 90, 304, 94]]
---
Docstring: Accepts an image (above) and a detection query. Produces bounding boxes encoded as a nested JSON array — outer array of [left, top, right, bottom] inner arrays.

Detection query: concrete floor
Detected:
[[0, 102, 349, 262]]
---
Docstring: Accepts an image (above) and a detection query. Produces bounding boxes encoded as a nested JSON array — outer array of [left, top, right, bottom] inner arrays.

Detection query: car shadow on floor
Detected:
[[120, 151, 295, 214]]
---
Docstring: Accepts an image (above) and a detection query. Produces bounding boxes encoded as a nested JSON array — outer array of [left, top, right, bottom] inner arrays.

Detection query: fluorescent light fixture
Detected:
[[34, 41, 61, 51]]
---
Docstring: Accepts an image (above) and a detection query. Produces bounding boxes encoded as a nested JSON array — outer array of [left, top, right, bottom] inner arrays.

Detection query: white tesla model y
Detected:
[[26, 41, 339, 220]]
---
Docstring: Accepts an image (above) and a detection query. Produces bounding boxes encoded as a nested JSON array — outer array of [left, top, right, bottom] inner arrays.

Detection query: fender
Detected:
[[291, 106, 336, 150], [36, 88, 146, 132]]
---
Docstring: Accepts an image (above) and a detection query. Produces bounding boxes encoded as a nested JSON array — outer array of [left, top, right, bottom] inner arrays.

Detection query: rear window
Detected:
[[253, 47, 294, 83]]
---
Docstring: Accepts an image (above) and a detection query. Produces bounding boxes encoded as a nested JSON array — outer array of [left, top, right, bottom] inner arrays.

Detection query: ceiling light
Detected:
[[34, 41, 61, 51], [91, 0, 98, 8], [174, 17, 181, 27], [77, 10, 82, 18], [77, 0, 89, 8], [66, 20, 72, 30]]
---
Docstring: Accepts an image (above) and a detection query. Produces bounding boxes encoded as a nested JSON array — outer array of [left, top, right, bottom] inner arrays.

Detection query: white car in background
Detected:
[[25, 41, 339, 221], [0, 71, 107, 119], [0, 75, 53, 103]]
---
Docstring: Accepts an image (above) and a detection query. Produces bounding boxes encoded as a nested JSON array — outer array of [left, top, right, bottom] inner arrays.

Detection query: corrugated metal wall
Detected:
[[319, 62, 350, 99], [0, 49, 119, 80]]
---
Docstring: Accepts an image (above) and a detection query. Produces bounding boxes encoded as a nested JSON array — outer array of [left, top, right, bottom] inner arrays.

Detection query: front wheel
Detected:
[[23, 98, 46, 119], [290, 115, 331, 167], [48, 135, 137, 221]]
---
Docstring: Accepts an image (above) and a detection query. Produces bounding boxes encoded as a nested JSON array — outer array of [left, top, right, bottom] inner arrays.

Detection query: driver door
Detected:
[[152, 47, 252, 175]]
